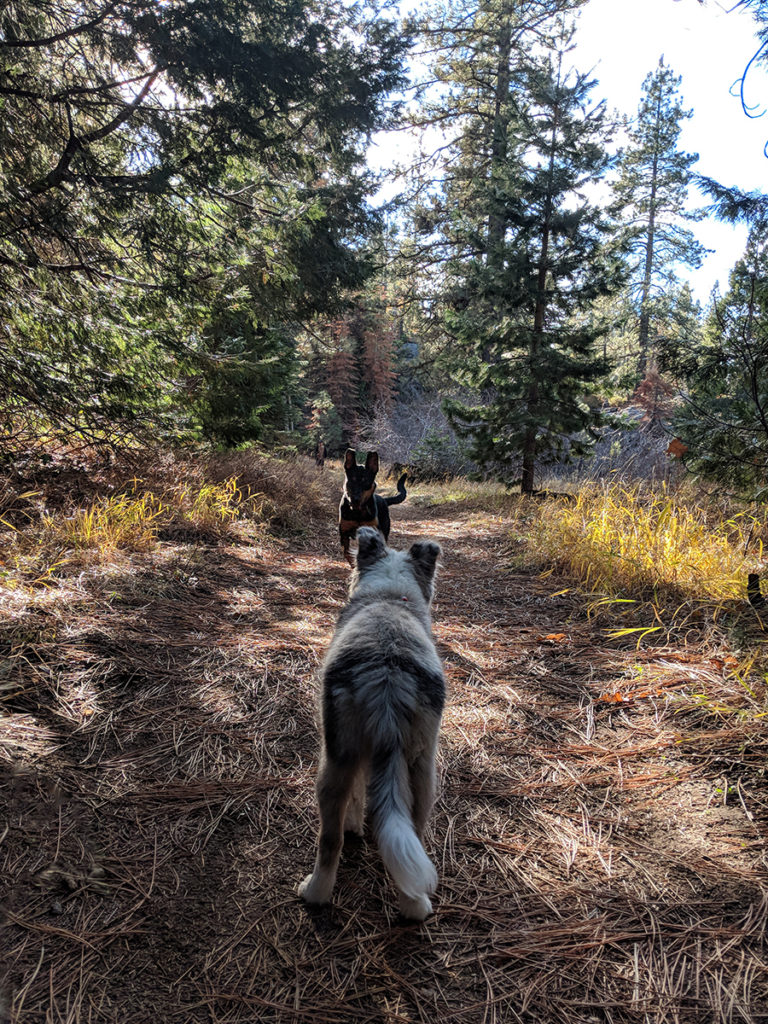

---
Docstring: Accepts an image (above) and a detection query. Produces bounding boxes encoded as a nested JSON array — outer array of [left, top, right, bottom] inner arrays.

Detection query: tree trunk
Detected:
[[521, 75, 559, 496], [638, 86, 663, 379], [521, 424, 537, 495], [637, 194, 656, 379], [480, 14, 512, 367], [487, 19, 512, 268]]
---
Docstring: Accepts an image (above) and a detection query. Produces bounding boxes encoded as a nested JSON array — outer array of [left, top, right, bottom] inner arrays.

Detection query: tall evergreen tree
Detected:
[[612, 59, 707, 379], [406, 0, 586, 278], [428, 12, 623, 492]]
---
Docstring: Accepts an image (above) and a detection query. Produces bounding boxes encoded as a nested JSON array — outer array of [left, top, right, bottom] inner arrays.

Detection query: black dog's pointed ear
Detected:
[[357, 526, 387, 568], [344, 448, 357, 472], [364, 451, 379, 475], [408, 540, 441, 587]]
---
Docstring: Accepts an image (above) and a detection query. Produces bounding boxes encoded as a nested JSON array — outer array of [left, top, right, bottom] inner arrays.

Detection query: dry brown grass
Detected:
[[1, 457, 766, 1023], [0, 449, 334, 588]]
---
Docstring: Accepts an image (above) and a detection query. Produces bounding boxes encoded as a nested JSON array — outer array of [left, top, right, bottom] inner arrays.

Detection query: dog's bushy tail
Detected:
[[367, 739, 437, 900], [384, 472, 407, 507]]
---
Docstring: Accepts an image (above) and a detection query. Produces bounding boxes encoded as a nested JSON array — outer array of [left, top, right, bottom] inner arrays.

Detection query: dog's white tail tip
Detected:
[[378, 813, 438, 900], [399, 892, 433, 921]]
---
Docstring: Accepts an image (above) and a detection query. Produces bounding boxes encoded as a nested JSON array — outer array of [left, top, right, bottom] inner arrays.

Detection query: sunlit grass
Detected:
[[47, 477, 267, 551], [44, 490, 164, 553], [161, 476, 273, 531], [409, 475, 519, 509], [0, 475, 271, 586], [526, 482, 766, 624]]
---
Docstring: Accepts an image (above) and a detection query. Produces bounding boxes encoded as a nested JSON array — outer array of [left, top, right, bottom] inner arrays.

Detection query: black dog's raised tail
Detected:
[[384, 473, 407, 507]]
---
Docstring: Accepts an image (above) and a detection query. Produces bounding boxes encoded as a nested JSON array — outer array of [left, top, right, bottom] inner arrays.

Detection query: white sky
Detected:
[[370, 0, 768, 304]]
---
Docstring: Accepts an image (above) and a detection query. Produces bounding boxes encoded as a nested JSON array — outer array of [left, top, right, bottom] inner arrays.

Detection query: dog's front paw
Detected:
[[298, 874, 331, 905], [398, 892, 433, 921]]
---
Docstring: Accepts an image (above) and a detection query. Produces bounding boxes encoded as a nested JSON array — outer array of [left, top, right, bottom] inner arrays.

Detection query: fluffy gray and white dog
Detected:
[[298, 526, 445, 920]]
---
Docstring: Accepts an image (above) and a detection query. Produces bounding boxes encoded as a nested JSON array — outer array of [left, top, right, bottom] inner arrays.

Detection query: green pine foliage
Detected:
[[612, 59, 707, 379], [653, 282, 705, 382], [0, 0, 407, 451], [697, 177, 768, 226], [2, 0, 761, 486], [432, 14, 624, 491], [673, 226, 768, 498]]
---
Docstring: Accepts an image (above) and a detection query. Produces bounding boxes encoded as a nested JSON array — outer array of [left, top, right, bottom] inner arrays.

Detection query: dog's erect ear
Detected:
[[344, 448, 357, 472], [364, 451, 379, 476], [408, 540, 441, 589], [357, 526, 387, 568]]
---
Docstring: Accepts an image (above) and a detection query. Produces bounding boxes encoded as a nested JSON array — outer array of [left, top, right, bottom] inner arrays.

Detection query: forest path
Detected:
[[2, 492, 767, 1023]]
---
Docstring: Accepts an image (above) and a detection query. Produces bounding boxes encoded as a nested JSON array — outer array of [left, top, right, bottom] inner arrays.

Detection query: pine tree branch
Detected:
[[695, 175, 768, 225], [26, 69, 161, 198], [0, 2, 119, 48]]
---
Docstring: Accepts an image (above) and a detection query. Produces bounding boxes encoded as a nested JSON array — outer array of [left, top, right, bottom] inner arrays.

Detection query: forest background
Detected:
[[2, 0, 768, 499]]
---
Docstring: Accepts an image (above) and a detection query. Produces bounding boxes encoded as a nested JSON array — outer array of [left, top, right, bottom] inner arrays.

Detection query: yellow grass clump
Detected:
[[41, 477, 266, 553], [43, 490, 164, 553], [0, 474, 272, 587], [163, 476, 271, 531], [527, 483, 765, 616]]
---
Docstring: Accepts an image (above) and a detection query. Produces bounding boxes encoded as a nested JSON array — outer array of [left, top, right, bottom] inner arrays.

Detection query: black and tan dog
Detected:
[[339, 449, 407, 566]]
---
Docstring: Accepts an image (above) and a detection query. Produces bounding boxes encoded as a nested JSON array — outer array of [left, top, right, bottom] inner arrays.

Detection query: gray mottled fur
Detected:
[[298, 527, 445, 920]]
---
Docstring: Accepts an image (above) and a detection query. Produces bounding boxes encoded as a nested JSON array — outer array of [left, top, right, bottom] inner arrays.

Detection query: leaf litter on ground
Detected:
[[0, 458, 767, 1023]]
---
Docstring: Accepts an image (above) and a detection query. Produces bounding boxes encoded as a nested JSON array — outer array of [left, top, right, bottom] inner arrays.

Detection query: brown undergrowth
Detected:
[[1, 457, 766, 1023]]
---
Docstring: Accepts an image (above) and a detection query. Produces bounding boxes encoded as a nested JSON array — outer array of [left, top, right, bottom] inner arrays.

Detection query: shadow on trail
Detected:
[[0, 535, 352, 1021]]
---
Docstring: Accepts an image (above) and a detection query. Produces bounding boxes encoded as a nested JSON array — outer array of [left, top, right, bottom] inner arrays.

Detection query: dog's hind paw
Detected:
[[398, 892, 433, 921]]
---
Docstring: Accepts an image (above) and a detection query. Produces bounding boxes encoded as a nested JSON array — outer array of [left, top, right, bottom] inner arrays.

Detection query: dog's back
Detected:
[[300, 527, 445, 920]]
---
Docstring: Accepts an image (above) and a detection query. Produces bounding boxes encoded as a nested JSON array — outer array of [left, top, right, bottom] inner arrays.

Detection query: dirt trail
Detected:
[[2, 497, 767, 1023]]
